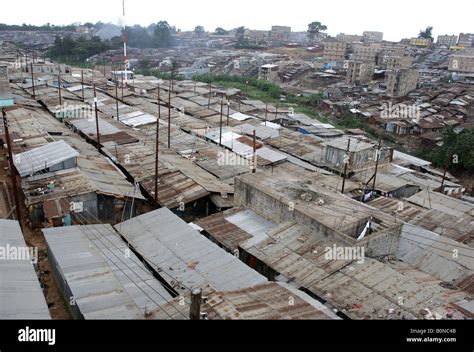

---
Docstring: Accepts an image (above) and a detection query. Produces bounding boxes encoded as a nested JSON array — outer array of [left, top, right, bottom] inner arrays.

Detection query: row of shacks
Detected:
[[6, 69, 469, 229], [0, 213, 340, 320], [3, 64, 472, 320], [194, 170, 474, 320], [3, 93, 145, 228]]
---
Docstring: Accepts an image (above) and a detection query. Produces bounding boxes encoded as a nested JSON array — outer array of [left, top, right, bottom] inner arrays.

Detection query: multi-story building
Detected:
[[258, 64, 279, 81], [270, 26, 291, 45], [385, 68, 419, 97], [437, 34, 458, 47], [346, 61, 375, 85], [336, 33, 363, 43], [458, 33, 474, 48], [385, 55, 414, 70], [248, 30, 268, 44], [409, 38, 432, 47], [448, 52, 474, 73], [352, 42, 381, 63], [363, 31, 383, 43], [323, 40, 348, 62]]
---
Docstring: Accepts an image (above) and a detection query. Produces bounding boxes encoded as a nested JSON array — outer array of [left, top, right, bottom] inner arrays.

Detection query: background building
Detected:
[[458, 33, 474, 47], [323, 40, 348, 62], [385, 68, 419, 97], [449, 52, 474, 73], [346, 61, 375, 85], [336, 33, 363, 43], [363, 31, 384, 43], [437, 34, 458, 47], [352, 42, 381, 63]]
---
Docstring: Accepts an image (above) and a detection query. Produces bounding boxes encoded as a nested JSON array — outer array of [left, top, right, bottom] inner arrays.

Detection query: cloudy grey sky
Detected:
[[1, 0, 472, 41]]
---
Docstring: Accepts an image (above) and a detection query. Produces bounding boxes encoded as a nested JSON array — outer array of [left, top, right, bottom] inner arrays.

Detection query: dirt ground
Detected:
[[0, 149, 72, 320]]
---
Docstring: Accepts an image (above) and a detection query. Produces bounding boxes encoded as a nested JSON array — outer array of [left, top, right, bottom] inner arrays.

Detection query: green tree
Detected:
[[154, 21, 173, 48], [307, 21, 327, 41], [236, 26, 246, 40], [419, 26, 433, 40], [215, 27, 228, 35], [428, 127, 474, 173], [194, 25, 205, 37]]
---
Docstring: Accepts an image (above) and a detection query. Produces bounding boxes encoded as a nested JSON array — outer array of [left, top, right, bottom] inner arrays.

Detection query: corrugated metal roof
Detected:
[[116, 208, 268, 294], [14, 140, 79, 177], [69, 117, 121, 136], [196, 209, 254, 251], [238, 123, 280, 140], [240, 220, 472, 320], [226, 209, 278, 248], [409, 209, 474, 247], [323, 137, 374, 152], [149, 282, 340, 320], [393, 150, 432, 167], [0, 220, 50, 319], [407, 190, 473, 217], [120, 111, 157, 128], [230, 112, 253, 121], [396, 224, 473, 283], [43, 225, 173, 319]]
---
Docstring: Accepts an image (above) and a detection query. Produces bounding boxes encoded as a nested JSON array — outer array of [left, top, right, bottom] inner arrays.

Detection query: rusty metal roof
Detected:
[[149, 282, 340, 320]]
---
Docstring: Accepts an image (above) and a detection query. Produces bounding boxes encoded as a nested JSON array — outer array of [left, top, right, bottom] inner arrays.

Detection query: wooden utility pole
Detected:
[[341, 138, 351, 194], [226, 102, 230, 127], [275, 103, 279, 120], [115, 77, 120, 121], [155, 85, 161, 204], [207, 83, 212, 109], [265, 102, 268, 126], [372, 140, 382, 190], [2, 109, 22, 224], [81, 70, 85, 102], [252, 130, 257, 174], [30, 62, 35, 99], [219, 101, 223, 147], [121, 70, 124, 100], [168, 81, 171, 149], [189, 288, 202, 320], [58, 74, 62, 107], [93, 85, 100, 149], [441, 150, 453, 191]]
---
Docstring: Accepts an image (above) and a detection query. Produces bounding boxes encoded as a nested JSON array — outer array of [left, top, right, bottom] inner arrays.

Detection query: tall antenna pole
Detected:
[[2, 109, 22, 225], [155, 85, 160, 204], [122, 0, 128, 86]]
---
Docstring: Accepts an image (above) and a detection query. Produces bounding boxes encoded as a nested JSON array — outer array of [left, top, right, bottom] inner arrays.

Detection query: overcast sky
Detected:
[[1, 0, 472, 41]]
